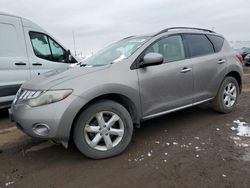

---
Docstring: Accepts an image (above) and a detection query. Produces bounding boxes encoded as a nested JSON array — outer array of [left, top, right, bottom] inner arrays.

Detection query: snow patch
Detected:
[[147, 152, 152, 157], [5, 181, 15, 187], [233, 120, 250, 137], [231, 120, 250, 155], [172, 142, 178, 145], [230, 136, 241, 141], [195, 146, 201, 151]]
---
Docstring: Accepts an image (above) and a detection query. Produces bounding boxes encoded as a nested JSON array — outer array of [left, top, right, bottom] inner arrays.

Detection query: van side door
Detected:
[[0, 15, 30, 105], [23, 29, 76, 77]]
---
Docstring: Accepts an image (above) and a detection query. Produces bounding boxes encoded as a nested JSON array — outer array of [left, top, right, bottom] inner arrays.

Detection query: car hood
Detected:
[[22, 65, 111, 90]]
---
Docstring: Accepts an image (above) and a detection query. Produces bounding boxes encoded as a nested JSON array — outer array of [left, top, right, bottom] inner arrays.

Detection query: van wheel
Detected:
[[212, 76, 239, 113], [73, 100, 133, 159]]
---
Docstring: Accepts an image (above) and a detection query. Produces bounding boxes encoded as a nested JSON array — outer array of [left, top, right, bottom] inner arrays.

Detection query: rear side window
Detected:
[[207, 35, 224, 52], [183, 34, 214, 58]]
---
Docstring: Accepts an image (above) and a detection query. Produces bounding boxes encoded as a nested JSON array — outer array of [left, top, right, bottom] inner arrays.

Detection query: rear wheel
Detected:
[[73, 100, 133, 159], [212, 76, 239, 113]]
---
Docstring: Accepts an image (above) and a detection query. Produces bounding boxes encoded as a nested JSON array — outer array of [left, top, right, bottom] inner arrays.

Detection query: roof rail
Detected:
[[155, 27, 215, 36]]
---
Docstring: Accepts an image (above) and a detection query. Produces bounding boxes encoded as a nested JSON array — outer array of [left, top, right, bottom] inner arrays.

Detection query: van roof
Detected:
[[0, 11, 21, 18], [0, 12, 45, 31]]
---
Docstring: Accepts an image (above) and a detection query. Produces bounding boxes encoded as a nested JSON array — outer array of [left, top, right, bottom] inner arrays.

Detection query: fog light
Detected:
[[32, 123, 50, 136]]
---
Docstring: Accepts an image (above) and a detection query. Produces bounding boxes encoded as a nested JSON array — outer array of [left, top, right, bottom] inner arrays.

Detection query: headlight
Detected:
[[27, 90, 72, 107]]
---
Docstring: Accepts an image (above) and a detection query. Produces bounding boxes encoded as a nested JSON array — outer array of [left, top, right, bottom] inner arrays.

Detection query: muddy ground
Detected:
[[0, 67, 250, 188]]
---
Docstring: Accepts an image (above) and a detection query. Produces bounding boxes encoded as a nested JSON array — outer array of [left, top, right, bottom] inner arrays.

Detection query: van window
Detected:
[[48, 37, 67, 62], [207, 35, 224, 52], [29, 32, 67, 62], [183, 34, 214, 57], [145, 35, 185, 63], [0, 23, 20, 57], [30, 32, 52, 60]]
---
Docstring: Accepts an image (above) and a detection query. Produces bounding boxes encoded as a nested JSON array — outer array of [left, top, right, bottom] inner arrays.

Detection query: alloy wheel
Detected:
[[84, 111, 124, 151], [223, 82, 237, 108]]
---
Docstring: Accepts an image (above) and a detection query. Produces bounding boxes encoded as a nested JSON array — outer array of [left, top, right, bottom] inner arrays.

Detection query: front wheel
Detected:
[[73, 100, 133, 159], [212, 76, 239, 113]]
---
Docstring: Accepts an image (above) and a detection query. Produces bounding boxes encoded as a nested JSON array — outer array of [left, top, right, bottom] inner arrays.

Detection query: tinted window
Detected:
[[183, 34, 214, 57], [207, 35, 224, 52], [145, 35, 185, 63], [0, 23, 20, 57], [29, 32, 67, 62]]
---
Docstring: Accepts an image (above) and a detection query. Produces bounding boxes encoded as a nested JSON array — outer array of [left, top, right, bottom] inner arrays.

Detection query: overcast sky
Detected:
[[1, 0, 250, 55]]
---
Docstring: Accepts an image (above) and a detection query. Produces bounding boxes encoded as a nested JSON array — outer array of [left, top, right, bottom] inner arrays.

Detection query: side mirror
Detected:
[[66, 49, 77, 63], [140, 53, 164, 68], [66, 49, 73, 62]]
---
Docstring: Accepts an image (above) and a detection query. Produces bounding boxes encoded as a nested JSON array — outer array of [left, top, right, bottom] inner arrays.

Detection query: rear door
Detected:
[[137, 35, 194, 118], [0, 15, 30, 104], [23, 29, 74, 78], [182, 33, 227, 103]]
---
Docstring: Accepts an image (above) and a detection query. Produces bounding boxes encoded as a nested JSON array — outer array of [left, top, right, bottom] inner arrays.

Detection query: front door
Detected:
[[24, 29, 71, 78], [137, 35, 193, 118]]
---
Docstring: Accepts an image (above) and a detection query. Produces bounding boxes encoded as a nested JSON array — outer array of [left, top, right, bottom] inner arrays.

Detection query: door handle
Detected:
[[32, 63, 42, 66], [180, 67, 192, 73], [15, 62, 26, 66], [218, 59, 226, 64]]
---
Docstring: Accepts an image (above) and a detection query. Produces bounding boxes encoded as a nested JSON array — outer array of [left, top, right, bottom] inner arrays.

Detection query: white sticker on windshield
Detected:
[[128, 39, 146, 43]]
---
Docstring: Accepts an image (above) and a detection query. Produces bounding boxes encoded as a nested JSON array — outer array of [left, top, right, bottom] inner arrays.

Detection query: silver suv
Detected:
[[10, 27, 243, 159]]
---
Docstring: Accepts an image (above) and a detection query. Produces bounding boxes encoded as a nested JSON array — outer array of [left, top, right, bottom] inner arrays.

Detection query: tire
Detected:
[[212, 76, 239, 113], [73, 100, 133, 159]]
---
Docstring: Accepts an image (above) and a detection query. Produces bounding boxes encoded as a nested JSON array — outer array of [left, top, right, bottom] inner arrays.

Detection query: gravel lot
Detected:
[[0, 67, 250, 188]]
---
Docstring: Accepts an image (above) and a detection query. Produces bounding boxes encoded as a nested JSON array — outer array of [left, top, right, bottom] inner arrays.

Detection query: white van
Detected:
[[0, 12, 78, 109]]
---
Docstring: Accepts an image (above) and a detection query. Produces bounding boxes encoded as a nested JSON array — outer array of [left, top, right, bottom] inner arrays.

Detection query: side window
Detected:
[[48, 37, 67, 62], [207, 35, 224, 52], [0, 23, 20, 57], [29, 32, 52, 60], [29, 32, 67, 63], [183, 34, 214, 57], [145, 35, 185, 63]]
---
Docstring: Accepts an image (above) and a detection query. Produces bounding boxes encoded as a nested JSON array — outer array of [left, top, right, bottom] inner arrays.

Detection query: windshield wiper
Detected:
[[80, 63, 87, 67]]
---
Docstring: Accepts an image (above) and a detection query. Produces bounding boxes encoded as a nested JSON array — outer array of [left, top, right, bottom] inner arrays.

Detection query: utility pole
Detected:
[[72, 31, 76, 56]]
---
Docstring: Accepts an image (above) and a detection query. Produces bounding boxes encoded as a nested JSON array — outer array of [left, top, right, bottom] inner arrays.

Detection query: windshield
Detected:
[[81, 36, 150, 66]]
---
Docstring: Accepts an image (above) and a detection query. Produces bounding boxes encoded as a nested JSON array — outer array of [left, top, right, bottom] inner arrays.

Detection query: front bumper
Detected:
[[10, 94, 87, 141]]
